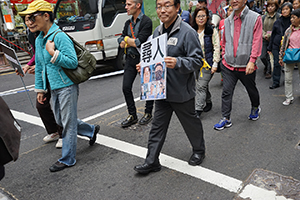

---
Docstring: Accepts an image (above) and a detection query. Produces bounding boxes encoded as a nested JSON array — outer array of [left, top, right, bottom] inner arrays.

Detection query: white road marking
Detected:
[[88, 70, 124, 80], [11, 110, 44, 128], [81, 97, 139, 122], [238, 184, 293, 200], [10, 100, 291, 200], [0, 70, 124, 96], [0, 84, 35, 96]]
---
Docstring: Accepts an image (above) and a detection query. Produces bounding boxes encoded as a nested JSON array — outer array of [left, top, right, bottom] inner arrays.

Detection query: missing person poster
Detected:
[[140, 33, 167, 101]]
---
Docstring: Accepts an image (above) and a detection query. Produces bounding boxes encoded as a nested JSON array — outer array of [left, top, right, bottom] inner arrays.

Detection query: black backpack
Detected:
[[52, 31, 96, 84]]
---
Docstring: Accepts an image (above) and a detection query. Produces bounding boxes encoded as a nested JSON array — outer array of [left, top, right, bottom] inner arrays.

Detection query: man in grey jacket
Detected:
[[134, 0, 206, 175]]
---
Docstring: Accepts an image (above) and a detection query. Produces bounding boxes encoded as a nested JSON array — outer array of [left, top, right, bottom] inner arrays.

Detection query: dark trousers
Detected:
[[122, 55, 154, 116], [272, 49, 281, 86], [221, 64, 260, 119], [36, 85, 62, 136], [145, 98, 205, 165], [261, 40, 271, 74], [0, 165, 4, 181]]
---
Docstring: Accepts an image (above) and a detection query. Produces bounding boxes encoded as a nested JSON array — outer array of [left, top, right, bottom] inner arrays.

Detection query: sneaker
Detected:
[[43, 132, 59, 143], [283, 98, 294, 106], [214, 117, 232, 131], [55, 138, 62, 148], [248, 106, 261, 121]]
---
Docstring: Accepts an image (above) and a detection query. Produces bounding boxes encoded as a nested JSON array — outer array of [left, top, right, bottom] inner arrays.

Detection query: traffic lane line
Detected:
[[11, 103, 292, 200], [0, 84, 35, 96], [0, 70, 123, 97], [79, 134, 293, 200]]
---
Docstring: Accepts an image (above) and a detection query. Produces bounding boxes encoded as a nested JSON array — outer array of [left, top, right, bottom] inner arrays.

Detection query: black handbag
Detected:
[[52, 31, 96, 84]]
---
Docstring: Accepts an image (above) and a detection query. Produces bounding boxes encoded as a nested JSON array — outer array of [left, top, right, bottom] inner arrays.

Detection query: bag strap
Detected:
[[51, 30, 62, 42]]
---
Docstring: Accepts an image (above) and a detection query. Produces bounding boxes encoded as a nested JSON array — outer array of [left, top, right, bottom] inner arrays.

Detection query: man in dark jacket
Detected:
[[118, 0, 154, 128], [134, 0, 206, 175]]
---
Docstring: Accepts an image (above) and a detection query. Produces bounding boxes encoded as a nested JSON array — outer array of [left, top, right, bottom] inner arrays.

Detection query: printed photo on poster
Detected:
[[140, 33, 167, 101], [141, 62, 166, 100]]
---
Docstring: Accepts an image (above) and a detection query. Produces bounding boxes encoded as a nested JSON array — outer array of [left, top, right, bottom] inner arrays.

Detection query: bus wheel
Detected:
[[113, 48, 125, 70]]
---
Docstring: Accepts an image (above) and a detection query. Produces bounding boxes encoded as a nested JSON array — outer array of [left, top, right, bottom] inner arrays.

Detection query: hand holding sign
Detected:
[[164, 57, 177, 69]]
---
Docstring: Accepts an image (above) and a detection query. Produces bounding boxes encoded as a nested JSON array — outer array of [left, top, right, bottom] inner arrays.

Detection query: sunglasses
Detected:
[[28, 12, 43, 23]]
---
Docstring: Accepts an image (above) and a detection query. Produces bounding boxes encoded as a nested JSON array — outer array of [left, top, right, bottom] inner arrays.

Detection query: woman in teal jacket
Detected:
[[19, 0, 100, 172]]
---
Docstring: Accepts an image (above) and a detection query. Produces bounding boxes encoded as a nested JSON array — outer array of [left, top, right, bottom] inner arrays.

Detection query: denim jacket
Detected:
[[35, 23, 78, 92]]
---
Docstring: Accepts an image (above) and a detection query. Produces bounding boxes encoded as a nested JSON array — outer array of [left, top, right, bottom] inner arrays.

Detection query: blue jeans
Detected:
[[51, 84, 95, 166]]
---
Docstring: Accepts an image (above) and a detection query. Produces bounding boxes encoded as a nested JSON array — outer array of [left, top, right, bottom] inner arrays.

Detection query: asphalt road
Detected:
[[0, 61, 300, 200]]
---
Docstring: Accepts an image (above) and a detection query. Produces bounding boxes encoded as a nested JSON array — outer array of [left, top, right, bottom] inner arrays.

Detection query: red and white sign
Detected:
[[10, 0, 57, 4]]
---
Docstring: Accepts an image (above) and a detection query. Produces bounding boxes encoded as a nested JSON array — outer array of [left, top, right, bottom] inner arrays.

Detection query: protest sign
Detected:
[[140, 33, 167, 101]]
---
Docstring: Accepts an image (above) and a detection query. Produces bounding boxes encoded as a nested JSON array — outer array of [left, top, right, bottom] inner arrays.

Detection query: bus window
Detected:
[[55, 0, 97, 32], [102, 0, 126, 27]]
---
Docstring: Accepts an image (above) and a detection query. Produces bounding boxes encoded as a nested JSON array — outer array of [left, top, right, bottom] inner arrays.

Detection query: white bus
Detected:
[[54, 0, 130, 70]]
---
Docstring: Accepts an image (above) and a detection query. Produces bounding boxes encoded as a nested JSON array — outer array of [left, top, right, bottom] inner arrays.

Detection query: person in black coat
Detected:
[[0, 97, 21, 181], [267, 2, 292, 89], [118, 0, 154, 128]]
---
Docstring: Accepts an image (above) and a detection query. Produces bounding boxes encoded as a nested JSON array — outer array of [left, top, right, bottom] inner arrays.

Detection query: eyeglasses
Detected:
[[196, 15, 207, 19], [155, 4, 174, 11], [28, 12, 43, 23]]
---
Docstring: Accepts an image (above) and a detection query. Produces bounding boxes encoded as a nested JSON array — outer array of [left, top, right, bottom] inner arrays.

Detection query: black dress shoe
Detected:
[[89, 125, 100, 146], [134, 163, 161, 174], [138, 113, 152, 125], [188, 153, 205, 166], [203, 102, 212, 112], [121, 115, 138, 128], [49, 161, 70, 172], [269, 84, 279, 89]]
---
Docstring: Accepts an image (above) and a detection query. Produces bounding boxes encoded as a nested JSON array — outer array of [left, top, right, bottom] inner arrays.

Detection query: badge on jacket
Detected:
[[167, 37, 178, 46]]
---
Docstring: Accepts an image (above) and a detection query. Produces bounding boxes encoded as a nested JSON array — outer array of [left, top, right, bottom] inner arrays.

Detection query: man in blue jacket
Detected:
[[134, 0, 206, 175]]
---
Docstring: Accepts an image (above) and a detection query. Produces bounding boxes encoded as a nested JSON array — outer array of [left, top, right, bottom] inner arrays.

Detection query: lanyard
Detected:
[[130, 22, 136, 39]]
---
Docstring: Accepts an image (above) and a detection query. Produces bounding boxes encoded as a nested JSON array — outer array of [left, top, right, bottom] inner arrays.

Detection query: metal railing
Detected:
[[0, 33, 33, 56]]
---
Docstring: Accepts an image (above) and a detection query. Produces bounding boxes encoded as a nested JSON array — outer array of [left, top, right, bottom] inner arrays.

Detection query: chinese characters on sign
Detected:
[[140, 33, 167, 101]]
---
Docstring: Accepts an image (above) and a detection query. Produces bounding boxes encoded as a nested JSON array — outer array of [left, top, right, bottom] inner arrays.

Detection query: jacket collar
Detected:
[[130, 11, 144, 24], [266, 12, 277, 18], [39, 23, 60, 39], [230, 5, 249, 22], [158, 15, 182, 36]]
